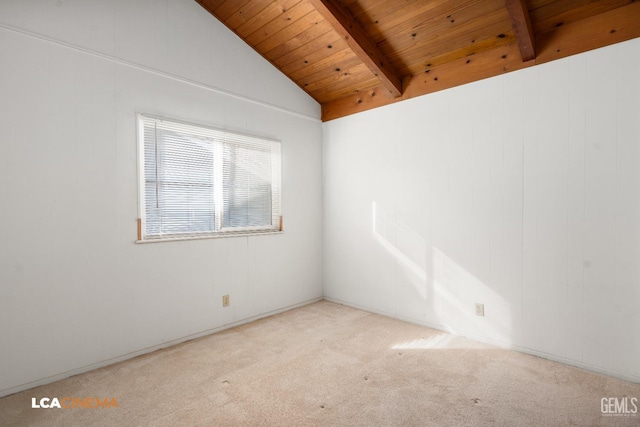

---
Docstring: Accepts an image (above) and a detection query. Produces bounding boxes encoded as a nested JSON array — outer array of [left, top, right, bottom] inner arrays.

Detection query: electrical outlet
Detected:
[[222, 295, 230, 307], [475, 303, 484, 317]]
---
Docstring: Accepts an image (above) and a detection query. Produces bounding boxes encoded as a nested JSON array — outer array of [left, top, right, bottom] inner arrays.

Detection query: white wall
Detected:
[[323, 38, 640, 382], [0, 0, 323, 396]]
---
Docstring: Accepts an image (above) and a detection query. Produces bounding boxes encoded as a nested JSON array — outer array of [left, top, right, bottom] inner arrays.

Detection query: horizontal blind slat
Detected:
[[139, 114, 281, 239]]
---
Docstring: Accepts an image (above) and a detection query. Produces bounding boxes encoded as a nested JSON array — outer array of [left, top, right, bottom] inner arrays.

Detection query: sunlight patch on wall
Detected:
[[372, 201, 427, 299], [433, 247, 513, 342], [371, 201, 514, 344]]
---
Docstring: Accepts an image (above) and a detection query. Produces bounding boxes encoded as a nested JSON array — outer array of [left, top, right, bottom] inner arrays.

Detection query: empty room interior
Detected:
[[1, 0, 640, 425]]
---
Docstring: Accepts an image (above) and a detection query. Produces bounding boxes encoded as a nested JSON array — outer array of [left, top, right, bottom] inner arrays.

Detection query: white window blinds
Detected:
[[138, 114, 281, 240]]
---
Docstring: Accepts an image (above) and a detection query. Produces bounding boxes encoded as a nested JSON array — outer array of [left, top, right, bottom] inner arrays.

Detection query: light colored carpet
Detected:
[[1, 301, 639, 426]]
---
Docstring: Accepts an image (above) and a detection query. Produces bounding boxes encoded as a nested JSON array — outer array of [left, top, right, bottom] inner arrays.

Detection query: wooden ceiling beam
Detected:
[[322, 42, 531, 121], [322, 0, 640, 121], [506, 0, 536, 61], [307, 0, 403, 97]]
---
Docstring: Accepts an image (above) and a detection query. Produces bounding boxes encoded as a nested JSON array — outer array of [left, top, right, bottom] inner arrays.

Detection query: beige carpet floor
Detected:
[[1, 301, 639, 426]]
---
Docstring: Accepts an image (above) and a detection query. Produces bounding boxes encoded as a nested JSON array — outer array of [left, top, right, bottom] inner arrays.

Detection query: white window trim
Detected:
[[135, 113, 283, 243]]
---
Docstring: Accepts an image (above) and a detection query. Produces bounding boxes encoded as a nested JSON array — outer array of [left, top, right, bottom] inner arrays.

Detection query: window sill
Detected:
[[136, 230, 283, 244]]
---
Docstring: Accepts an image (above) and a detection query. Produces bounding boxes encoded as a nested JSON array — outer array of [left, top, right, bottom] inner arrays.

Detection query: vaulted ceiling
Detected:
[[197, 0, 640, 121]]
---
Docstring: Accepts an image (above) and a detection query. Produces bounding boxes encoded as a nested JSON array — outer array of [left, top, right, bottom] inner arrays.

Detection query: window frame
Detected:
[[136, 113, 282, 243]]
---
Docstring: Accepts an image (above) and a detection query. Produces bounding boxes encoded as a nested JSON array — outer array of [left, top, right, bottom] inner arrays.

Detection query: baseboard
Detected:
[[0, 296, 323, 398], [323, 296, 640, 384]]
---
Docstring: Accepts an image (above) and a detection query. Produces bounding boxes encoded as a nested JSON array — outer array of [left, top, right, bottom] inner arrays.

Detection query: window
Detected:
[[137, 114, 281, 241]]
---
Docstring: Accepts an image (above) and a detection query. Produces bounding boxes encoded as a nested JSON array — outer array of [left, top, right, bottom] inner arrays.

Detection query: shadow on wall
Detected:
[[372, 201, 513, 344]]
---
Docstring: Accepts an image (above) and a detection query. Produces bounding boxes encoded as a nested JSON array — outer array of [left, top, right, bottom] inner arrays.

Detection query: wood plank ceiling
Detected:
[[197, 0, 640, 121]]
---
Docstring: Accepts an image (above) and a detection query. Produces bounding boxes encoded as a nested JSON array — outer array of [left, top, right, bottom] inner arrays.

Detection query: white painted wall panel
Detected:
[[394, 100, 430, 323], [0, 0, 322, 396], [495, 71, 524, 346], [530, 58, 569, 358], [565, 53, 587, 364], [0, 29, 7, 390], [469, 89, 495, 335], [582, 47, 619, 371], [323, 38, 640, 382], [0, 0, 319, 118], [613, 44, 640, 379]]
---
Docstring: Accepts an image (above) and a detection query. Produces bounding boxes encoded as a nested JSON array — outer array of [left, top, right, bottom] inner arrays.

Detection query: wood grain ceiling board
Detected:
[[235, 0, 303, 37], [224, 1, 273, 31], [308, 0, 404, 97], [287, 47, 357, 81], [530, 0, 632, 34], [535, 1, 640, 63], [313, 76, 381, 103], [276, 31, 347, 74], [353, 0, 488, 43], [198, 0, 225, 12], [248, 3, 318, 48], [263, 18, 335, 61], [321, 1, 640, 121], [381, 5, 514, 75], [305, 63, 380, 103], [294, 50, 366, 89], [372, 0, 508, 53], [403, 29, 516, 75], [210, 0, 253, 21], [197, 0, 640, 121]]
